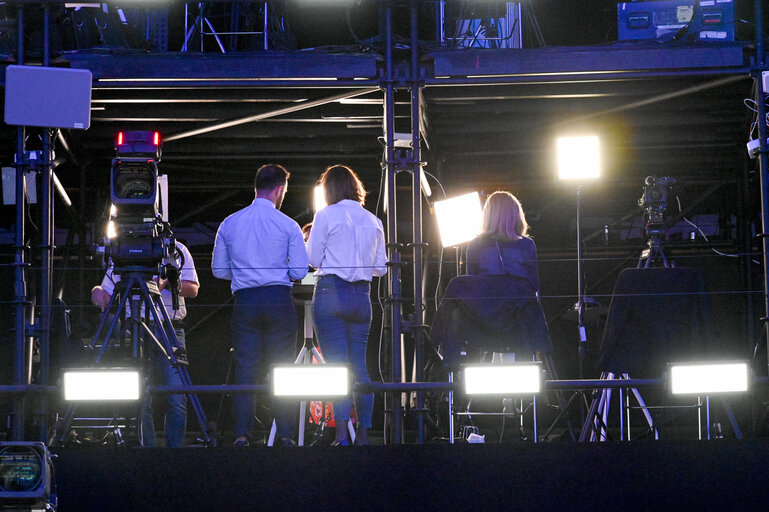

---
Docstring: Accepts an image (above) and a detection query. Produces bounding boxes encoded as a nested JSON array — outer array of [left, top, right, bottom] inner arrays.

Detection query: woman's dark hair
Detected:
[[319, 164, 366, 205]]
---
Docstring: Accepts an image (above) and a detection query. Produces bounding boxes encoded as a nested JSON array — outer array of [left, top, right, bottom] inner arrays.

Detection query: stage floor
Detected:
[[51, 439, 769, 511]]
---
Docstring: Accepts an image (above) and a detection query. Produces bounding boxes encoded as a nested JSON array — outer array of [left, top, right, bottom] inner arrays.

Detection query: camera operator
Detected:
[[91, 241, 199, 448], [212, 163, 308, 447]]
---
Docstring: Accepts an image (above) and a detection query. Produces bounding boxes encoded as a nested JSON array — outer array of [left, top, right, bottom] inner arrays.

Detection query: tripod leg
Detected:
[[213, 347, 235, 444], [93, 288, 133, 364], [599, 388, 612, 441], [268, 419, 277, 446], [720, 397, 743, 439], [50, 287, 135, 446], [141, 283, 212, 444], [579, 372, 611, 442], [311, 346, 327, 364], [629, 386, 658, 440], [540, 352, 577, 441], [347, 419, 357, 444]]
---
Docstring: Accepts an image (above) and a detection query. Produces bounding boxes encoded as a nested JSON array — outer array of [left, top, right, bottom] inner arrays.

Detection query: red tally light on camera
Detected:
[[114, 130, 161, 159]]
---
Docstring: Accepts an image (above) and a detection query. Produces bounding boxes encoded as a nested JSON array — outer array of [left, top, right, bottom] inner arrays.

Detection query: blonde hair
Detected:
[[481, 191, 529, 241]]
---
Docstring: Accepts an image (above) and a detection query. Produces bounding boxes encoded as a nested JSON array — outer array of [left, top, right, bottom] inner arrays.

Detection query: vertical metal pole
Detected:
[[183, 2, 190, 51], [263, 2, 268, 51], [437, 1, 445, 43], [619, 386, 625, 440], [705, 395, 710, 440], [12, 5, 26, 441], [753, 0, 769, 375], [199, 2, 205, 52], [383, 1, 403, 444], [409, 0, 426, 444], [37, 6, 53, 442], [448, 371, 455, 443], [576, 185, 587, 379]]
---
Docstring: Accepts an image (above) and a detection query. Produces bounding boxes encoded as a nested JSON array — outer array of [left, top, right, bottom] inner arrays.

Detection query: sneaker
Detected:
[[276, 437, 296, 447], [233, 437, 250, 447]]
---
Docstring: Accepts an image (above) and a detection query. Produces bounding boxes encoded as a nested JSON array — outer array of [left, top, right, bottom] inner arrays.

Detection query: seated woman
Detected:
[[431, 191, 552, 369]]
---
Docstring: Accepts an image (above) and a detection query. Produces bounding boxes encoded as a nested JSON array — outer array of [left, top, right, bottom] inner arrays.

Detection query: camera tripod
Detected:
[[638, 228, 675, 269], [50, 271, 211, 447]]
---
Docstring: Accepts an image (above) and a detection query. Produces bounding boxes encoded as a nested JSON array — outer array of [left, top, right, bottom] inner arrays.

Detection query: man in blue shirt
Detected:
[[212, 164, 308, 446]]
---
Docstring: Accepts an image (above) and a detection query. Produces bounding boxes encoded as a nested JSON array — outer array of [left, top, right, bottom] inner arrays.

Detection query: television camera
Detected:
[[101, 131, 182, 301], [638, 175, 676, 240], [50, 133, 212, 448]]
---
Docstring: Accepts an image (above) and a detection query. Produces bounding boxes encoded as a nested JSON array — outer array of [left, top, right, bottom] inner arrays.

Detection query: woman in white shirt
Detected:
[[307, 165, 388, 446]]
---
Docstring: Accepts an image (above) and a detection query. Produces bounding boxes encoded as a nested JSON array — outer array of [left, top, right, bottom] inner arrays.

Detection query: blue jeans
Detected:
[[312, 275, 373, 428], [232, 286, 298, 440], [141, 326, 187, 448]]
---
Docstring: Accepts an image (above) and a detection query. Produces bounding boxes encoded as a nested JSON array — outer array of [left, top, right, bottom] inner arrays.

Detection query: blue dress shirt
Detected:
[[212, 197, 308, 292]]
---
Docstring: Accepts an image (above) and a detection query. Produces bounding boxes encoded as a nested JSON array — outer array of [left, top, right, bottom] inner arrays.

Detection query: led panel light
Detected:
[[464, 363, 541, 395], [669, 362, 749, 395], [63, 369, 141, 401], [557, 135, 601, 180], [272, 365, 349, 398], [433, 191, 483, 247]]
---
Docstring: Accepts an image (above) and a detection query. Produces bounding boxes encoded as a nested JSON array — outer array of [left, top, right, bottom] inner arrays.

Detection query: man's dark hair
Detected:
[[255, 164, 290, 192]]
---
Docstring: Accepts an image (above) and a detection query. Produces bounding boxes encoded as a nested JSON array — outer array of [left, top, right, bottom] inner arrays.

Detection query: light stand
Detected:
[[575, 184, 587, 379], [557, 134, 601, 380]]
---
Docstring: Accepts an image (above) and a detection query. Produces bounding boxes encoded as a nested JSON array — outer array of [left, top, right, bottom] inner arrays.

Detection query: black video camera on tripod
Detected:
[[638, 176, 676, 239], [50, 131, 211, 447], [638, 176, 677, 268], [102, 130, 182, 307]]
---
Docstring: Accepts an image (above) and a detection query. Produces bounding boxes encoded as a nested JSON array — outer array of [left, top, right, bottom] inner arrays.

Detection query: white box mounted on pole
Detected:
[[4, 65, 92, 129]]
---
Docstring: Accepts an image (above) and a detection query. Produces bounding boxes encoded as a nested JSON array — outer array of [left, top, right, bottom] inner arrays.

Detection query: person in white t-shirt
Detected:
[[91, 241, 199, 447]]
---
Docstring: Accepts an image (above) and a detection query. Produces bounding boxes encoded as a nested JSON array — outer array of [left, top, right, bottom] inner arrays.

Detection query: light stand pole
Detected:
[[556, 134, 601, 382], [575, 185, 587, 380]]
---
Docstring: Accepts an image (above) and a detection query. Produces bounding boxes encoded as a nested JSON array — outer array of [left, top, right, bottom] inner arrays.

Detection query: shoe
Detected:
[[331, 439, 349, 446], [276, 437, 296, 447], [233, 437, 250, 447]]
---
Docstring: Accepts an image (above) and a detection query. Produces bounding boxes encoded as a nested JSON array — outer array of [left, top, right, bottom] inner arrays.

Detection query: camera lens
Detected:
[[647, 187, 663, 201], [113, 162, 154, 200]]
